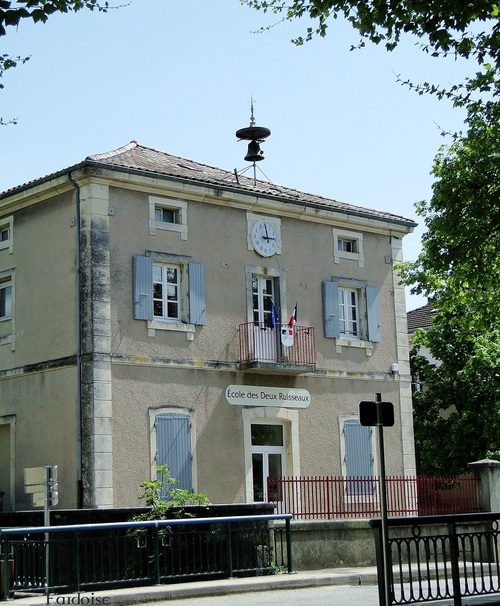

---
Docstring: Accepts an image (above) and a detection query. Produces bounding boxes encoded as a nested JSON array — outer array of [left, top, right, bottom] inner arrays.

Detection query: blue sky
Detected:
[[0, 0, 471, 309]]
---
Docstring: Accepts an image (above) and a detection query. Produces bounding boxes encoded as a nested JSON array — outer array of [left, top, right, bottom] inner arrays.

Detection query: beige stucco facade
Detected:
[[0, 142, 416, 511]]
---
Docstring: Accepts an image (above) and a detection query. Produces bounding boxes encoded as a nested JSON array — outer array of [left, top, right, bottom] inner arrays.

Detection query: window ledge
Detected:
[[0, 334, 13, 349], [335, 337, 373, 356], [149, 221, 188, 240], [147, 320, 195, 340]]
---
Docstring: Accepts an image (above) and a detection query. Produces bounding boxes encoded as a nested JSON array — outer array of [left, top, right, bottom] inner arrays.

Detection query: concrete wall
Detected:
[[288, 519, 376, 570], [103, 180, 414, 507], [0, 187, 79, 510]]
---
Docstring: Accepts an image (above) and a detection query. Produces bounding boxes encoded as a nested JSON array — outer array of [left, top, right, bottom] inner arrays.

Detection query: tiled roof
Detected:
[[407, 304, 436, 333], [1, 141, 417, 228]]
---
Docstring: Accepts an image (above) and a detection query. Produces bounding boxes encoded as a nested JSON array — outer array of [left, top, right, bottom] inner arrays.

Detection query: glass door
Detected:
[[252, 276, 278, 362], [251, 424, 285, 502]]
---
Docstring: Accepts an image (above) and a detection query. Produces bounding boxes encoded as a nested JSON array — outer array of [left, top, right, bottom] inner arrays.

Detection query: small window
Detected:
[[149, 196, 187, 239], [0, 216, 13, 253], [338, 238, 357, 253], [0, 284, 12, 320], [333, 228, 363, 267], [155, 206, 178, 224]]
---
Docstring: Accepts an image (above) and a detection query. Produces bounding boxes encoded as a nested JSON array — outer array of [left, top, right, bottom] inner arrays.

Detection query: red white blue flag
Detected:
[[288, 302, 298, 328]]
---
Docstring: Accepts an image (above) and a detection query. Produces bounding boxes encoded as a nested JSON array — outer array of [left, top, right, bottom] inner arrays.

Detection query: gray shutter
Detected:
[[155, 413, 192, 494], [322, 280, 340, 338], [366, 286, 381, 342], [344, 420, 374, 495], [188, 261, 206, 325], [133, 255, 153, 320]]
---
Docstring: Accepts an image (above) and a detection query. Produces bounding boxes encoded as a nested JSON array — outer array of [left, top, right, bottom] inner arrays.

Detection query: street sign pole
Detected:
[[44, 467, 50, 605], [375, 393, 392, 606], [24, 466, 58, 605], [359, 396, 394, 606]]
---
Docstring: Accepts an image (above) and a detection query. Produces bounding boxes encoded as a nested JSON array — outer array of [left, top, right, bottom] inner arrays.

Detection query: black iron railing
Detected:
[[370, 512, 500, 605], [0, 514, 292, 600]]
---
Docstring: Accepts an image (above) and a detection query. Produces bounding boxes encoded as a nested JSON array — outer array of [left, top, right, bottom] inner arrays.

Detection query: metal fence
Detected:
[[371, 512, 500, 605], [238, 322, 316, 368], [268, 475, 481, 519], [0, 514, 292, 600]]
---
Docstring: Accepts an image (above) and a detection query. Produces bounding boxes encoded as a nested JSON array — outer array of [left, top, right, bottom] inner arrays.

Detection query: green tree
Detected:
[[400, 101, 500, 473], [242, 0, 499, 60], [401, 100, 500, 324], [132, 465, 210, 522], [0, 1, 110, 36], [243, 0, 500, 104], [410, 324, 500, 474]]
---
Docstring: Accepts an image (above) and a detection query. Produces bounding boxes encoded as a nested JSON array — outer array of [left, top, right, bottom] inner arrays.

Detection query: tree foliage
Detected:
[[243, 0, 500, 104], [132, 465, 210, 521], [400, 101, 500, 473], [243, 0, 499, 61], [0, 1, 110, 36], [400, 100, 500, 324]]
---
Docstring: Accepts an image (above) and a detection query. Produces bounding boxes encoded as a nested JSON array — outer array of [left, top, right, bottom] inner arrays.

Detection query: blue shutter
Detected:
[[322, 280, 340, 338], [155, 413, 192, 494], [133, 255, 153, 320], [344, 420, 374, 495], [366, 286, 381, 342], [188, 262, 206, 325]]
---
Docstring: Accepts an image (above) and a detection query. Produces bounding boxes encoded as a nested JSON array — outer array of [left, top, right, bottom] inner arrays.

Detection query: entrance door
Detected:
[[252, 276, 278, 362], [251, 424, 285, 502]]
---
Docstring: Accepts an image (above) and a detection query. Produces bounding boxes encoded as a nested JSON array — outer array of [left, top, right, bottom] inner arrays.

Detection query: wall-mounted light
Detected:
[[390, 363, 400, 374]]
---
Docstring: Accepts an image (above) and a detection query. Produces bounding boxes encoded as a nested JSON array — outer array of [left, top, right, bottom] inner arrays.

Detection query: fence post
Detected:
[[226, 522, 233, 578], [75, 532, 80, 593], [153, 524, 160, 585], [448, 521, 463, 606], [285, 517, 293, 573], [371, 521, 387, 606], [1, 533, 9, 601]]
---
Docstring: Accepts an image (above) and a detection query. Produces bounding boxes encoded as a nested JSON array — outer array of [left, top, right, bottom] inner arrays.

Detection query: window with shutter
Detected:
[[155, 413, 193, 494], [133, 255, 206, 332], [322, 280, 381, 346], [343, 419, 375, 496]]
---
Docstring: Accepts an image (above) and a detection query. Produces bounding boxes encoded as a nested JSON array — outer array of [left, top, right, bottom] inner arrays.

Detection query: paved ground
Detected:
[[6, 566, 500, 606], [4, 567, 379, 605]]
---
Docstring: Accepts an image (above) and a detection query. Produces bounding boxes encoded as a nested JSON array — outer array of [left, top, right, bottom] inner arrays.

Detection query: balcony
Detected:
[[238, 322, 316, 374]]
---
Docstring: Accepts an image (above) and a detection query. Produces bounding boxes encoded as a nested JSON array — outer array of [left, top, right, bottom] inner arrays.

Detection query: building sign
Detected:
[[225, 385, 311, 408]]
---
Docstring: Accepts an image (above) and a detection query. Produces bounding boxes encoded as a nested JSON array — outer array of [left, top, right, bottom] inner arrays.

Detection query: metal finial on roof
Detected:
[[249, 96, 256, 128]]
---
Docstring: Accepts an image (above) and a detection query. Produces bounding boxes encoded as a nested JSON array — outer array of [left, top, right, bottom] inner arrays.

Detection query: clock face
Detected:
[[251, 220, 279, 257]]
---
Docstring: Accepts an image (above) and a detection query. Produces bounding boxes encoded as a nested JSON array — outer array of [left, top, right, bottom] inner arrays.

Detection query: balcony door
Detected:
[[252, 275, 279, 362]]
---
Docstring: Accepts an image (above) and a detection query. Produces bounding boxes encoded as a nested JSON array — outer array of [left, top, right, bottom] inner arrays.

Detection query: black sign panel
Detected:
[[359, 401, 394, 427]]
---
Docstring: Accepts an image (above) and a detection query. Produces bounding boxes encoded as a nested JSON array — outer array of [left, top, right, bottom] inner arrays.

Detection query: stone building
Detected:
[[0, 141, 416, 510]]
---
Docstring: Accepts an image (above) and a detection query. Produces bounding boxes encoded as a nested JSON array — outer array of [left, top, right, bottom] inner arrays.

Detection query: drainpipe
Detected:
[[68, 172, 83, 508]]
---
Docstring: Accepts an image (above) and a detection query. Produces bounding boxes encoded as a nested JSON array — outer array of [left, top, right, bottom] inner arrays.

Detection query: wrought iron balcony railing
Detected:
[[238, 322, 316, 373]]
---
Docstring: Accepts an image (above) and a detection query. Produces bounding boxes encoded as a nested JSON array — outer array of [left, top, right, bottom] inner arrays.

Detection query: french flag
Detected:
[[288, 302, 298, 328]]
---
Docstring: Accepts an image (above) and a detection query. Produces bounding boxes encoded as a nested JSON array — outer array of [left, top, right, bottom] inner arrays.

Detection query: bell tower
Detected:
[[235, 98, 271, 183]]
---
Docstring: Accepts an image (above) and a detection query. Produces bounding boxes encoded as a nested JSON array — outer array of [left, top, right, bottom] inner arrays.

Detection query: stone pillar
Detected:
[[468, 459, 500, 512]]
